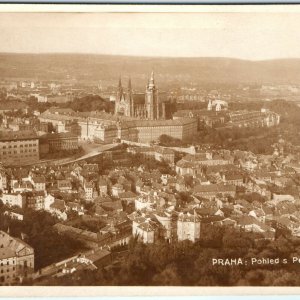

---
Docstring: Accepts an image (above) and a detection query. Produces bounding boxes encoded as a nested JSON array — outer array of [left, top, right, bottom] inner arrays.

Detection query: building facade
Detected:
[[177, 212, 201, 243], [39, 132, 78, 153], [1, 193, 26, 208], [0, 231, 34, 285], [94, 124, 118, 143], [228, 110, 280, 128], [121, 118, 197, 143], [0, 131, 39, 166]]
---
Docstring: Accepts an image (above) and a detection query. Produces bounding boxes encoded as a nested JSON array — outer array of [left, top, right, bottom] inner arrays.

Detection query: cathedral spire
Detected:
[[148, 71, 155, 89], [150, 71, 154, 84], [118, 76, 122, 88], [128, 77, 132, 90]]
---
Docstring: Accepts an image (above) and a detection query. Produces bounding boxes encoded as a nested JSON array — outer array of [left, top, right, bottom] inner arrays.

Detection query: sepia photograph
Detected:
[[1, 3, 300, 294]]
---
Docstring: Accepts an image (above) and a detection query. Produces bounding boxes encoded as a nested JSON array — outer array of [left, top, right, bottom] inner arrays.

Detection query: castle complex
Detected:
[[38, 73, 197, 144]]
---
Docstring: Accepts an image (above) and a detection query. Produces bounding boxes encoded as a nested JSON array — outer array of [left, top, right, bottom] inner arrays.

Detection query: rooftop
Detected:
[[193, 184, 236, 193], [39, 132, 78, 140], [123, 118, 197, 128], [0, 130, 38, 141]]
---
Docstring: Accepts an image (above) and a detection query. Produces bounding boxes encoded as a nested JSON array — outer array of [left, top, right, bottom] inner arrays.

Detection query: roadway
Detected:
[[58, 143, 119, 166]]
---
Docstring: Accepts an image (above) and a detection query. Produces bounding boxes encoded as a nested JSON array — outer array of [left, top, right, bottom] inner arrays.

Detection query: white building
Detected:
[[1, 193, 26, 209], [177, 212, 201, 242]]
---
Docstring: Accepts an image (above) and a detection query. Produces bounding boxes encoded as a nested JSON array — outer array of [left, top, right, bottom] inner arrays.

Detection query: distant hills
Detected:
[[1, 53, 300, 85]]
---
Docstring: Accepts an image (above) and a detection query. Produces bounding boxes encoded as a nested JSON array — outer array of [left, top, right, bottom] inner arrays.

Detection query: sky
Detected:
[[0, 11, 300, 60]]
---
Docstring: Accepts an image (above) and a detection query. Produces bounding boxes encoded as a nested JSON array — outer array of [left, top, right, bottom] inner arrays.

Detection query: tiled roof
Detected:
[[0, 130, 37, 141], [193, 184, 236, 193], [32, 176, 46, 184], [225, 174, 244, 181], [178, 212, 201, 222], [122, 118, 196, 128], [50, 199, 66, 212], [39, 132, 78, 140], [0, 100, 28, 111], [138, 220, 158, 232], [0, 248, 16, 259], [119, 191, 137, 199]]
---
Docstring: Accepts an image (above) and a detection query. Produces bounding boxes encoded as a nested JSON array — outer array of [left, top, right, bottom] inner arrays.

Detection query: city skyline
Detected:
[[0, 12, 300, 60]]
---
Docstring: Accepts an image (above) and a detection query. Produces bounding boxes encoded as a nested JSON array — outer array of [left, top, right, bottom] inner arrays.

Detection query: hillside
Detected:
[[1, 53, 300, 85]]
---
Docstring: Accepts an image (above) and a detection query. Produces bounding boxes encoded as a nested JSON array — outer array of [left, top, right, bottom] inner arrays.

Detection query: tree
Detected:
[[60, 95, 113, 113], [152, 264, 181, 285], [0, 209, 87, 270], [158, 134, 185, 147], [243, 270, 265, 286]]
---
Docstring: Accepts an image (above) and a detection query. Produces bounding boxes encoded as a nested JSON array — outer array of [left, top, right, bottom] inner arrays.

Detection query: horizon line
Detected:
[[0, 51, 300, 62]]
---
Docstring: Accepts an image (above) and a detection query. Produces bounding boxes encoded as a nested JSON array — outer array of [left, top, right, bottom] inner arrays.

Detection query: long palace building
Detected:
[[39, 108, 197, 143]]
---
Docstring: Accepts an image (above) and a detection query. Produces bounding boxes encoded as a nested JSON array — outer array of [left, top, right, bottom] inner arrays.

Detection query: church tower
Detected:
[[115, 77, 133, 117], [115, 77, 123, 115], [145, 71, 159, 120]]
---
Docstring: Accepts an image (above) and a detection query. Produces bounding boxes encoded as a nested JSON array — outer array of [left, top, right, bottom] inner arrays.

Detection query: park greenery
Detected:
[[0, 202, 87, 270], [60, 95, 114, 113], [41, 225, 300, 286]]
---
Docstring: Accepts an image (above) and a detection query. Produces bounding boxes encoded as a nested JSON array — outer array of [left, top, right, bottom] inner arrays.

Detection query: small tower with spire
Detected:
[[207, 99, 212, 111]]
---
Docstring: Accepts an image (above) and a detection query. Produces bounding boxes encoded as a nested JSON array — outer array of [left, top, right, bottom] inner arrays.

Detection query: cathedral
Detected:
[[114, 72, 166, 120]]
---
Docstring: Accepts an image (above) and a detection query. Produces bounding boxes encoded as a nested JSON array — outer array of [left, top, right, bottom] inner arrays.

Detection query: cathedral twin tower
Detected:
[[114, 72, 166, 120]]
